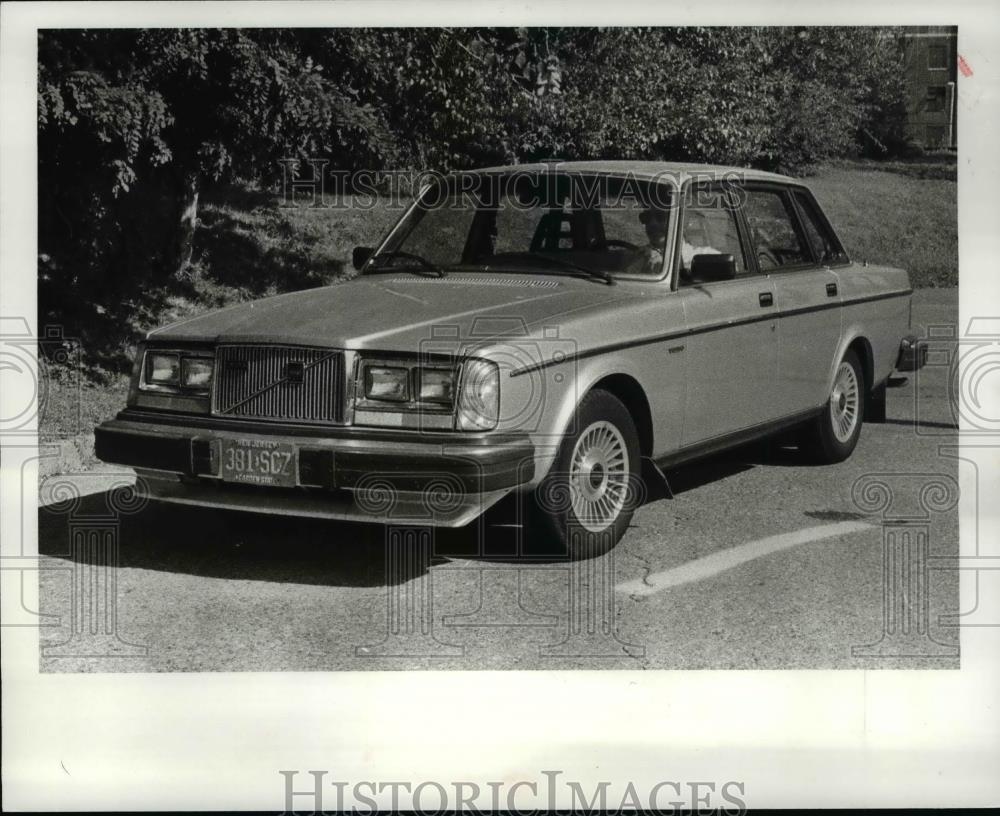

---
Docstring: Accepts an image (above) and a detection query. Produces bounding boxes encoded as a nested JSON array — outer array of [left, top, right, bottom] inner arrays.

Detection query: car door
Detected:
[[675, 184, 779, 446], [743, 185, 843, 416]]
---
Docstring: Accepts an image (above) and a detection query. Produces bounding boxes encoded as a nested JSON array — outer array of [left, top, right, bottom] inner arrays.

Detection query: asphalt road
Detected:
[[37, 289, 960, 671]]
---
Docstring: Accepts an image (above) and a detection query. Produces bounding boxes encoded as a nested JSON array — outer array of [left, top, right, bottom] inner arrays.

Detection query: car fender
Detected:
[[832, 266, 912, 393], [827, 328, 873, 395], [520, 351, 651, 488], [833, 299, 910, 394]]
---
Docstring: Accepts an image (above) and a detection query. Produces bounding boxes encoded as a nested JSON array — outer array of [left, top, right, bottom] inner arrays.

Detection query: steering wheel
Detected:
[[603, 239, 641, 251], [757, 248, 781, 271]]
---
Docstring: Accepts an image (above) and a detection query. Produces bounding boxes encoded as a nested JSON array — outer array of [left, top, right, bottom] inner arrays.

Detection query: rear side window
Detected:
[[792, 190, 847, 264], [744, 188, 810, 270]]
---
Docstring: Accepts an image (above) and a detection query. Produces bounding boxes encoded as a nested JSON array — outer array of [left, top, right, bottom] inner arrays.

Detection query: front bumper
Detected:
[[896, 334, 927, 372], [94, 411, 534, 527]]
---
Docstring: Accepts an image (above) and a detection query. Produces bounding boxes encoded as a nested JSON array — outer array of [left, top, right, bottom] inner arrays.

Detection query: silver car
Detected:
[[95, 161, 925, 557]]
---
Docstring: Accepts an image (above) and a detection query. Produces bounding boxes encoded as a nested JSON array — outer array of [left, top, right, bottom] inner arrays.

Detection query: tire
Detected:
[[528, 389, 641, 559], [803, 349, 865, 464]]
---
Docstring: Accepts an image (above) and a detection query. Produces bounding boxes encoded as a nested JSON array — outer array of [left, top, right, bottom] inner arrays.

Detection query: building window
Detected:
[[925, 125, 947, 148], [925, 86, 947, 113], [928, 44, 949, 70]]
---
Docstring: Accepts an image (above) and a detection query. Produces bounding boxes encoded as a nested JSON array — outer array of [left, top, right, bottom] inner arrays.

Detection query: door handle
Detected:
[[826, 282, 838, 297], [758, 292, 773, 307]]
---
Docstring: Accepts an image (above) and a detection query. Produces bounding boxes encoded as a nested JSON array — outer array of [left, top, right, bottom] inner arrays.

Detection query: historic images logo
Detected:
[[279, 770, 747, 814]]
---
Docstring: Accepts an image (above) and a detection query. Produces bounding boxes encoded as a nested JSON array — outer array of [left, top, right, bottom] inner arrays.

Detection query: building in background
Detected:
[[899, 26, 958, 151]]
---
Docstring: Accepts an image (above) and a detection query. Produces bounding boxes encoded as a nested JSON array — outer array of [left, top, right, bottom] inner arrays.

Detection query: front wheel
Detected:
[[803, 349, 865, 463], [530, 389, 641, 559]]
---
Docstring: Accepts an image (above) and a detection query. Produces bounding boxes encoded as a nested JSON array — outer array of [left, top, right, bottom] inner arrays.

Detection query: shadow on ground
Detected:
[[39, 413, 957, 587], [39, 495, 396, 587], [37, 438, 815, 587]]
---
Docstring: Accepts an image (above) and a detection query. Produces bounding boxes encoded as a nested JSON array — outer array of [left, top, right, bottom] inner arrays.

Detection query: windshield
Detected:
[[368, 172, 675, 281]]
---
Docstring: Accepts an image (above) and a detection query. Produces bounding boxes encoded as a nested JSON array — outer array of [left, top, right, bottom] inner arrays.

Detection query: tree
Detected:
[[317, 28, 567, 171], [38, 27, 908, 370], [38, 29, 393, 365]]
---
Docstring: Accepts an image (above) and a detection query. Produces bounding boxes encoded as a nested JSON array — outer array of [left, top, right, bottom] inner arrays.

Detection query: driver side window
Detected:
[[678, 191, 747, 285]]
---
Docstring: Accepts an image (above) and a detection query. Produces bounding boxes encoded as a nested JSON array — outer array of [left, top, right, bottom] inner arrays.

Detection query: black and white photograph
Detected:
[[2, 1, 998, 812]]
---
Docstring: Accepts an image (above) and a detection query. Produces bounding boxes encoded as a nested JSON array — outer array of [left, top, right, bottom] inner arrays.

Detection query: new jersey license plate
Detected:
[[220, 438, 297, 488]]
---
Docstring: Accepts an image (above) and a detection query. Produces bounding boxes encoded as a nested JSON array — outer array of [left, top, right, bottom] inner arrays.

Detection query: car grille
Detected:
[[213, 345, 346, 424]]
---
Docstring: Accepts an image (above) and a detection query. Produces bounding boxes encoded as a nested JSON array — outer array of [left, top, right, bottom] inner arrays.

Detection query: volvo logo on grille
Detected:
[[285, 361, 305, 383]]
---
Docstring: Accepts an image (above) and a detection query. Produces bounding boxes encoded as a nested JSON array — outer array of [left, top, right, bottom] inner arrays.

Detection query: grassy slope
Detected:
[[40, 165, 957, 446], [153, 187, 400, 337], [42, 372, 131, 442], [807, 164, 957, 288]]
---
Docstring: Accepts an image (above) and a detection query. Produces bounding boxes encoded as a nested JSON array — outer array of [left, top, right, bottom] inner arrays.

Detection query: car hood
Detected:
[[147, 273, 637, 353]]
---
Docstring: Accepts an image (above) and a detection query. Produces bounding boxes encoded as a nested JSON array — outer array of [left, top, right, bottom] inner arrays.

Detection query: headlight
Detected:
[[145, 352, 180, 386], [181, 357, 214, 391], [457, 359, 499, 431], [139, 349, 215, 393], [365, 366, 410, 402], [418, 368, 455, 404]]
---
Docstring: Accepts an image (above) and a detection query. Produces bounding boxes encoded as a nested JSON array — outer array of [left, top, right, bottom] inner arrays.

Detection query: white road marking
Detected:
[[616, 520, 873, 597]]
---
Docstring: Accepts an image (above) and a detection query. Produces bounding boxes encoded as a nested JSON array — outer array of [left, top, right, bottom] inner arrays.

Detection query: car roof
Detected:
[[465, 160, 797, 186]]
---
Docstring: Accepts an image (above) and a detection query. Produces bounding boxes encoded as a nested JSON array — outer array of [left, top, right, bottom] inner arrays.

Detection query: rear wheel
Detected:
[[803, 349, 865, 463], [529, 389, 641, 559]]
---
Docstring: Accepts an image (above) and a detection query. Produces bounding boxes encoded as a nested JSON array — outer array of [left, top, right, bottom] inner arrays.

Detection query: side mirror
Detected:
[[689, 253, 736, 283], [352, 246, 374, 271]]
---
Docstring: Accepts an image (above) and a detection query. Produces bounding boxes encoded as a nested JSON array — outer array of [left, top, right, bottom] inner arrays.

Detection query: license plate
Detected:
[[220, 438, 297, 488]]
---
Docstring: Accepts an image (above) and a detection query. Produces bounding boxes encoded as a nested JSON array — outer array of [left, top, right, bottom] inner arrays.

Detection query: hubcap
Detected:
[[569, 421, 629, 532], [830, 361, 860, 443]]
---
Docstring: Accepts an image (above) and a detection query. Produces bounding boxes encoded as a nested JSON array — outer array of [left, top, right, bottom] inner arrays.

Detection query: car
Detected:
[[95, 161, 926, 558]]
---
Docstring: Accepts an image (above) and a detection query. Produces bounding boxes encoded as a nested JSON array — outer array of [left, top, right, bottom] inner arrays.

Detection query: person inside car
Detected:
[[637, 205, 723, 280], [638, 206, 669, 274]]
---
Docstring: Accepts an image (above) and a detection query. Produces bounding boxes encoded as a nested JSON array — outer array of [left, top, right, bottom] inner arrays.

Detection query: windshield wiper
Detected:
[[524, 252, 616, 286], [366, 250, 447, 278]]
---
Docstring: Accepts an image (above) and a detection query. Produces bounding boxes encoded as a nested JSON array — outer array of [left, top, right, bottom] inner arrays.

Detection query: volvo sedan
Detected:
[[95, 161, 924, 557]]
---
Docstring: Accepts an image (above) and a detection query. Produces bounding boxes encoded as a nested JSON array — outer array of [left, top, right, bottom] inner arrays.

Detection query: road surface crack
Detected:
[[626, 550, 655, 601]]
